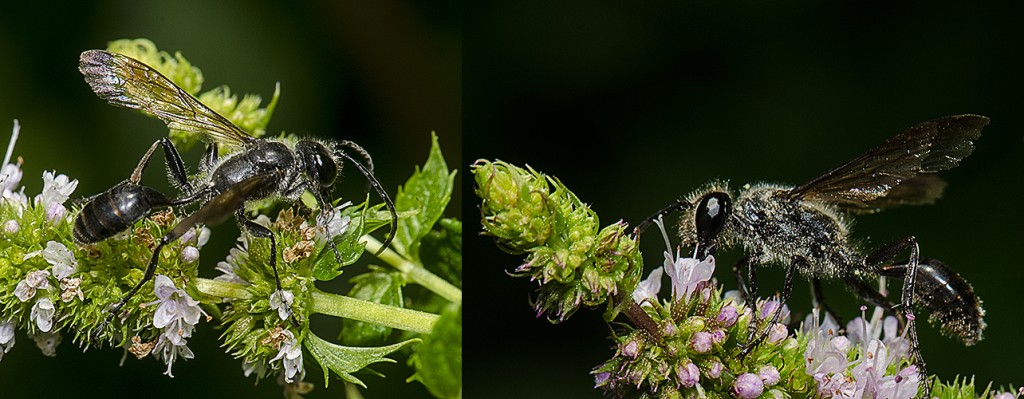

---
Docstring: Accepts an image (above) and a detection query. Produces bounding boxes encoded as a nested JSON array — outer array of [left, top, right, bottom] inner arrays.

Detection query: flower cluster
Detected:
[[803, 305, 921, 398], [473, 160, 642, 320], [596, 219, 805, 399]]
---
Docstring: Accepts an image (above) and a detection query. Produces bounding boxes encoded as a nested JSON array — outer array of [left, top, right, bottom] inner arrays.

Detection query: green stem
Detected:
[[194, 278, 438, 334], [194, 278, 252, 299], [363, 235, 463, 303], [310, 289, 438, 334]]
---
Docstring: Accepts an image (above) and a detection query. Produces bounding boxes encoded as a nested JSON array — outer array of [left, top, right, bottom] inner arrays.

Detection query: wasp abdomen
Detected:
[[913, 258, 986, 345], [73, 182, 170, 244]]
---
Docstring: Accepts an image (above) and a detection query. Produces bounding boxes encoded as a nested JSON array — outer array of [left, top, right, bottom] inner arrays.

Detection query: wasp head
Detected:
[[295, 140, 339, 190], [677, 182, 733, 258]]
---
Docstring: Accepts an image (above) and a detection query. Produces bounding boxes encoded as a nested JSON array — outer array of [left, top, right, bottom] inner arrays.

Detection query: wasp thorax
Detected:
[[295, 140, 338, 187]]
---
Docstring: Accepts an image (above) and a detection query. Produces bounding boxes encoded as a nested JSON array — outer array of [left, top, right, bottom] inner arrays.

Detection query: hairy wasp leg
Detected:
[[738, 257, 797, 360], [91, 214, 193, 339], [198, 142, 219, 176], [732, 256, 754, 301], [864, 236, 928, 391]]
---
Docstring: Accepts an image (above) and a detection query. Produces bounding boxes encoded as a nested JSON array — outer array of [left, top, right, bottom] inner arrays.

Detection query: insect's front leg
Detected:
[[738, 256, 797, 360]]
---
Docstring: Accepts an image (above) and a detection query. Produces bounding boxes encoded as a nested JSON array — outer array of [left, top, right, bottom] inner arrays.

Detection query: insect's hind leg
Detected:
[[864, 236, 928, 389]]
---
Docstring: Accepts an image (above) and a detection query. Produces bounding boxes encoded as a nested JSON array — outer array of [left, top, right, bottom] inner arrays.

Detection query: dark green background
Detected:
[[465, 1, 1022, 398], [0, 1, 459, 398]]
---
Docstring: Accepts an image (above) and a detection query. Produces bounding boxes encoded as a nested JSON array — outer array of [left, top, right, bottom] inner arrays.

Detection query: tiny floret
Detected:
[[3, 220, 18, 234], [733, 372, 765, 399], [42, 241, 78, 280], [269, 290, 295, 321], [14, 270, 51, 302], [0, 320, 15, 362], [31, 297, 55, 332], [151, 275, 202, 346], [270, 329, 304, 383]]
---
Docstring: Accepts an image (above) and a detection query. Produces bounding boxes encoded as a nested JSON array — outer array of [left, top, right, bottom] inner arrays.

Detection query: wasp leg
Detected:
[[864, 236, 928, 392], [238, 211, 302, 326], [198, 142, 219, 176], [732, 256, 754, 301], [810, 278, 846, 328], [91, 215, 193, 339], [739, 257, 797, 360]]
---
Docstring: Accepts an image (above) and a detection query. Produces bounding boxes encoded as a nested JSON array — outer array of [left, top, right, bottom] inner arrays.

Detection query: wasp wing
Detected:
[[169, 173, 274, 238], [787, 115, 988, 212], [79, 50, 254, 147]]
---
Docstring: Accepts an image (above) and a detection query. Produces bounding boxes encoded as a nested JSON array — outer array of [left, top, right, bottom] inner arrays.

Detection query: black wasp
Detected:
[[75, 49, 397, 333], [637, 115, 988, 380]]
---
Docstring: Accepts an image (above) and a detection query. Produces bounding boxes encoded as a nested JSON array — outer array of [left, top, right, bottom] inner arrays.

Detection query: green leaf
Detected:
[[419, 218, 462, 288], [340, 269, 406, 346], [394, 133, 456, 261], [303, 332, 420, 388], [313, 201, 409, 281], [409, 302, 462, 399]]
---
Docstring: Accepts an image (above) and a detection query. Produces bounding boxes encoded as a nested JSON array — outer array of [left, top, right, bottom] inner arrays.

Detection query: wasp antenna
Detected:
[[335, 148, 397, 255], [337, 140, 376, 174], [633, 199, 691, 238]]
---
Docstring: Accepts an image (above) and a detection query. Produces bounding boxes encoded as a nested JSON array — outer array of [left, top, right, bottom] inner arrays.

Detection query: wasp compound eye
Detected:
[[695, 192, 731, 246]]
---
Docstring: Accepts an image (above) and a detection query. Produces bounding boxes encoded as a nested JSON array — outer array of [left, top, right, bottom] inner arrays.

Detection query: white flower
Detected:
[[3, 220, 18, 234], [651, 216, 715, 303], [152, 334, 195, 378], [14, 270, 51, 302], [270, 290, 295, 321], [31, 297, 55, 332], [632, 266, 663, 306], [0, 163, 21, 194], [665, 254, 715, 303], [324, 201, 353, 238], [42, 241, 78, 280], [29, 330, 61, 357], [180, 246, 200, 263], [271, 329, 304, 383], [0, 320, 15, 362], [151, 275, 202, 346], [35, 171, 78, 209], [215, 237, 251, 285], [803, 308, 855, 397]]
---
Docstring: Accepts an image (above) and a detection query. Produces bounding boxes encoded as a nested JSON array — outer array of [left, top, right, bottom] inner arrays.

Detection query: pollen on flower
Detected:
[[270, 329, 304, 383], [129, 336, 156, 359], [59, 277, 84, 302], [14, 270, 51, 302], [282, 240, 314, 263]]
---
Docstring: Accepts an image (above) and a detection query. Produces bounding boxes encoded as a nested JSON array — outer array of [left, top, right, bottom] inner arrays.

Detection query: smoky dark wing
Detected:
[[79, 50, 254, 147], [171, 174, 273, 234], [787, 115, 988, 211]]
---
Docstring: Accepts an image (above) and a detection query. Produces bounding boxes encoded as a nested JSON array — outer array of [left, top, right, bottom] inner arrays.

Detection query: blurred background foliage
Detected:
[[0, 1, 459, 398], [465, 1, 1022, 398]]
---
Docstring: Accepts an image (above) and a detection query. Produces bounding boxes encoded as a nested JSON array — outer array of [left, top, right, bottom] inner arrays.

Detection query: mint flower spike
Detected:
[[472, 159, 642, 321]]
